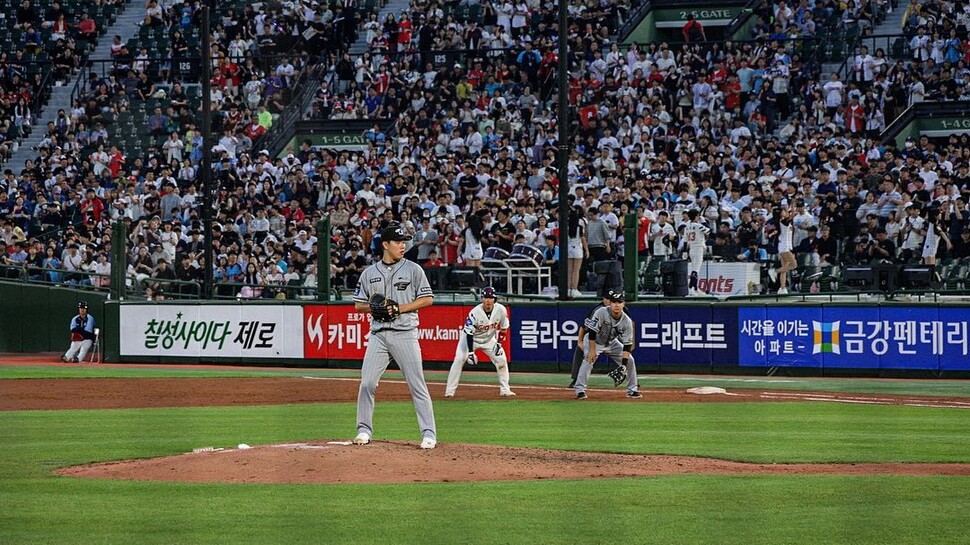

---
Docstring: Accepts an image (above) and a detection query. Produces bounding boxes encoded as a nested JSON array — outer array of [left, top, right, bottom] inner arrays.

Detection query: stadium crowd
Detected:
[[2, 0, 970, 299]]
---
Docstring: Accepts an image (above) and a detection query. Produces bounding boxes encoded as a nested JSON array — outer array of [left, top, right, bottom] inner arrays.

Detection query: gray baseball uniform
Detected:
[[575, 305, 638, 394], [353, 258, 436, 441]]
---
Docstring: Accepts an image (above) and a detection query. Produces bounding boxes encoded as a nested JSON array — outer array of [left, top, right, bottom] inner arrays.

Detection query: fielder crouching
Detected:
[[574, 289, 641, 399], [445, 287, 515, 398]]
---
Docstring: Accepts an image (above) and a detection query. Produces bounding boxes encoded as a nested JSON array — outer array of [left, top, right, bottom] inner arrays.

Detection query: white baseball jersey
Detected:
[[684, 221, 710, 251], [463, 302, 509, 347], [778, 220, 794, 253], [651, 222, 676, 256]]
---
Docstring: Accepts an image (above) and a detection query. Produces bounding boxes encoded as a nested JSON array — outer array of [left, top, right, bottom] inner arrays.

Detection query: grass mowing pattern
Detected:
[[1, 402, 969, 544], [3, 364, 970, 398], [3, 385, 970, 543]]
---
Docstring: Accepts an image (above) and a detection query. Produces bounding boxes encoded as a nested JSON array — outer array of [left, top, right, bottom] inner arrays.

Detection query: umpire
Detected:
[[352, 223, 438, 450]]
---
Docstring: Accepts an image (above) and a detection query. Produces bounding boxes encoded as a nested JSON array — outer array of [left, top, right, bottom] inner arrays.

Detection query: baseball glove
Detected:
[[607, 364, 627, 388], [370, 294, 401, 322], [465, 353, 478, 366]]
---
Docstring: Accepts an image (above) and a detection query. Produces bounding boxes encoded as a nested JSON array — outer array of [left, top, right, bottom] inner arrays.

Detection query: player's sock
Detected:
[[689, 272, 698, 290]]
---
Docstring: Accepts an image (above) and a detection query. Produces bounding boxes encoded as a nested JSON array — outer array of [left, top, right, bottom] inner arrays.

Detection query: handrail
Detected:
[[617, 0, 653, 43], [880, 101, 970, 144], [253, 63, 325, 157], [724, 0, 763, 39], [29, 61, 55, 120], [210, 280, 313, 300], [127, 273, 203, 299]]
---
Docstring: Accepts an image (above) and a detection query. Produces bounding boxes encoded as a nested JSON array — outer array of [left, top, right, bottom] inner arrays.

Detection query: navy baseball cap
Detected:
[[606, 289, 625, 302], [381, 223, 412, 242], [481, 286, 497, 299], [78, 301, 89, 309]]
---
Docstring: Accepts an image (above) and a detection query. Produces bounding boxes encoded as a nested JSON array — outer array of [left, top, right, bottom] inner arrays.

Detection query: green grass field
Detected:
[[2, 364, 969, 544]]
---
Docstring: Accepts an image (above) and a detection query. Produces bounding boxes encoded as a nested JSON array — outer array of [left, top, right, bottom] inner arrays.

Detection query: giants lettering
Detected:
[[697, 277, 734, 292]]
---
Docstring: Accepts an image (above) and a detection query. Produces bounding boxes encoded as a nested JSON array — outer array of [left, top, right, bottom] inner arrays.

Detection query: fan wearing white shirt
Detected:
[[775, 208, 796, 295]]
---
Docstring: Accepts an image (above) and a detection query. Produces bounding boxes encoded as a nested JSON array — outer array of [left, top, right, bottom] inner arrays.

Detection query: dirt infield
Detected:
[[55, 440, 970, 484], [5, 376, 970, 411], [9, 365, 970, 484]]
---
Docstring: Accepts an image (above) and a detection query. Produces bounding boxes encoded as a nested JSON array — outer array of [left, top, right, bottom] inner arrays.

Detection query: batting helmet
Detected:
[[481, 286, 498, 299]]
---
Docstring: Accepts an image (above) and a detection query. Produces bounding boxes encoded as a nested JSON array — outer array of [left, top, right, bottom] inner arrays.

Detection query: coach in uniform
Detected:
[[444, 286, 515, 398], [352, 223, 438, 450], [574, 289, 641, 400], [62, 301, 95, 363]]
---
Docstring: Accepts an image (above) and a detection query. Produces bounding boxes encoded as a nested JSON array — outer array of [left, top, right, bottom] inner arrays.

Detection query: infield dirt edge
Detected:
[[53, 440, 970, 484]]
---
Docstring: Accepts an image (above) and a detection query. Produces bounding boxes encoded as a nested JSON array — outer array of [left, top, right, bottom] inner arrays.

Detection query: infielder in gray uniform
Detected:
[[352, 223, 438, 449], [574, 289, 641, 399]]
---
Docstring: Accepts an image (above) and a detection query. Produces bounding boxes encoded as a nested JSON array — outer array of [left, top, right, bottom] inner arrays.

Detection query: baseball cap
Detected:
[[606, 289, 625, 302], [78, 301, 89, 309], [481, 286, 497, 299], [381, 223, 412, 242]]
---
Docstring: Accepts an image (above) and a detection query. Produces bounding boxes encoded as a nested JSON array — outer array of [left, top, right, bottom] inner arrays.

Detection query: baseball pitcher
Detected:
[[574, 289, 641, 399], [445, 287, 514, 398], [352, 223, 437, 450]]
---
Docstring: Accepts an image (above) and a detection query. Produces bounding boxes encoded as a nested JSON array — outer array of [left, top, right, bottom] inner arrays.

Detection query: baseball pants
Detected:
[[445, 340, 511, 396], [357, 329, 436, 441], [689, 248, 704, 275], [574, 338, 638, 395], [64, 340, 93, 361], [570, 342, 584, 380]]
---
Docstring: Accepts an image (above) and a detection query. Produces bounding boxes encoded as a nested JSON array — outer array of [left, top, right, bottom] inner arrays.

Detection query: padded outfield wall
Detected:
[[3, 281, 967, 376]]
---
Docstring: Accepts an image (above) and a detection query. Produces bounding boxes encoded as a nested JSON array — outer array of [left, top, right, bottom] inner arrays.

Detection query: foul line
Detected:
[[300, 376, 969, 408], [302, 376, 630, 394]]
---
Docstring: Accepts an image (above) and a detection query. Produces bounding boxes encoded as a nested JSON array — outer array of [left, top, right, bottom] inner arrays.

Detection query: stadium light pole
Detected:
[[556, 0, 570, 301], [200, 5, 214, 298]]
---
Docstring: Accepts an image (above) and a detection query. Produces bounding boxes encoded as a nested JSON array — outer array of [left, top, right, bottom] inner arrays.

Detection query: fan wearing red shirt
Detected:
[[108, 148, 126, 178], [723, 75, 742, 110], [578, 104, 598, 129], [467, 64, 485, 87], [244, 120, 266, 140], [637, 209, 651, 257], [80, 190, 104, 223], [210, 68, 227, 89], [396, 14, 412, 51], [844, 98, 866, 134]]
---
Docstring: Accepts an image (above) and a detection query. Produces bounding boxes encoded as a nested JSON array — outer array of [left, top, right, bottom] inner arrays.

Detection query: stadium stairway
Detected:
[[871, 2, 906, 37], [348, 0, 412, 55], [822, 2, 906, 82], [6, 1, 144, 171]]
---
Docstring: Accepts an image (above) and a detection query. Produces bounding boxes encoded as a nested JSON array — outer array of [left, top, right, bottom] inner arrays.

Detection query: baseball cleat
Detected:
[[576, 391, 588, 400], [444, 393, 454, 398], [567, 379, 576, 388], [420, 437, 437, 450], [500, 391, 516, 397], [627, 391, 643, 399], [352, 432, 371, 445]]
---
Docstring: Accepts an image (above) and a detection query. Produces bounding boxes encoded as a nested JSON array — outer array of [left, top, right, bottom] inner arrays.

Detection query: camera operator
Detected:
[[868, 228, 896, 262]]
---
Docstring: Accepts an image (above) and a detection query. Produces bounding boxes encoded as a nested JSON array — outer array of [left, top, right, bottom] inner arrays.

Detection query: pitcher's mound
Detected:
[[54, 441, 970, 484]]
